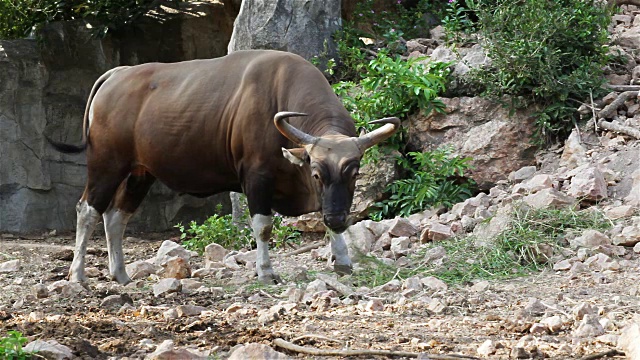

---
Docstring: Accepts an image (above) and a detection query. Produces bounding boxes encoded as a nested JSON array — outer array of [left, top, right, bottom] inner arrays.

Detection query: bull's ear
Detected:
[[282, 147, 306, 166]]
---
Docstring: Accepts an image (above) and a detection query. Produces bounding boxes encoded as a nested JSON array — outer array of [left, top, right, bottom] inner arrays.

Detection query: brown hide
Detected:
[[85, 50, 357, 216]]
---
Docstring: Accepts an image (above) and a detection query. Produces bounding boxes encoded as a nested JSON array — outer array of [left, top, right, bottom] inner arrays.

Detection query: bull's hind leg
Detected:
[[69, 197, 101, 283], [103, 172, 156, 284]]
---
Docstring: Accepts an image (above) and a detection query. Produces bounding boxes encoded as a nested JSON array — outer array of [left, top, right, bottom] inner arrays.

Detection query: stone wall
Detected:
[[0, 2, 235, 233]]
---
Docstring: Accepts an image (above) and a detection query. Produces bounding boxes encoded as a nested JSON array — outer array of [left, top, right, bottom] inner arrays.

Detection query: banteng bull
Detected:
[[47, 50, 399, 284]]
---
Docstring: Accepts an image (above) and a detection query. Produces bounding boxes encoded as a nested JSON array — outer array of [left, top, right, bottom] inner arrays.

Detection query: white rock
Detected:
[[127, 260, 160, 280], [390, 237, 410, 255], [423, 246, 447, 265], [623, 168, 640, 206], [343, 221, 376, 255], [477, 339, 497, 356], [560, 129, 588, 169], [365, 299, 384, 312], [509, 166, 537, 182], [153, 278, 181, 297], [605, 205, 635, 220], [421, 276, 448, 292], [176, 305, 207, 317], [540, 315, 563, 333], [302, 279, 327, 303], [204, 243, 228, 265], [388, 217, 419, 237], [427, 298, 446, 314], [570, 230, 612, 249], [523, 188, 576, 210], [612, 225, 640, 246], [228, 343, 290, 360], [470, 280, 490, 292], [573, 314, 605, 337], [0, 259, 20, 273], [618, 321, 640, 359], [23, 340, 73, 360], [155, 240, 192, 265], [146, 339, 208, 360], [379, 279, 402, 292], [572, 302, 596, 321], [47, 280, 86, 297], [567, 166, 608, 201], [402, 276, 423, 292]]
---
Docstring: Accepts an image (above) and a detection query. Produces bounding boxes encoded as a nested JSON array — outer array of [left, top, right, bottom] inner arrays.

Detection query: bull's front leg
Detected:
[[252, 214, 282, 284], [329, 230, 353, 275]]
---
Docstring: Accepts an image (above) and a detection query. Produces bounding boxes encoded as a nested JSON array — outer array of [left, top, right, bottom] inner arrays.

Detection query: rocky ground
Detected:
[[0, 128, 639, 359]]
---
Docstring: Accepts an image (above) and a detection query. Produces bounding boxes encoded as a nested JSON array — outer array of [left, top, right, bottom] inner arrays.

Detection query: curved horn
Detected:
[[274, 111, 317, 146], [356, 117, 401, 150]]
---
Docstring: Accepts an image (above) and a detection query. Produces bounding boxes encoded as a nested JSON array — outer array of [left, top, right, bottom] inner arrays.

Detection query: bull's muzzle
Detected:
[[324, 212, 349, 233]]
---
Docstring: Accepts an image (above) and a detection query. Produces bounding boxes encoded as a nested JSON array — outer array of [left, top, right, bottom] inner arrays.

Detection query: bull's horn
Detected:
[[274, 112, 317, 146], [356, 117, 401, 150]]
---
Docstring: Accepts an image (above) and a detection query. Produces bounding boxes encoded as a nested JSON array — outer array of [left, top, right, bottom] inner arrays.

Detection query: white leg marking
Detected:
[[329, 230, 353, 275], [252, 214, 280, 283], [103, 209, 133, 285], [69, 201, 100, 283]]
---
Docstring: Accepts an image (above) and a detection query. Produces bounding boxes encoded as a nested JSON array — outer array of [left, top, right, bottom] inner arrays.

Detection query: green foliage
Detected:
[[469, 0, 611, 143], [333, 51, 449, 150], [424, 206, 612, 284], [441, 0, 475, 45], [371, 148, 475, 220], [176, 205, 301, 254], [0, 0, 162, 39], [0, 331, 31, 360]]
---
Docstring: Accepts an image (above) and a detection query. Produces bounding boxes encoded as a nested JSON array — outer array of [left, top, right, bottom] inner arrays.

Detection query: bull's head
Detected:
[[275, 111, 399, 233]]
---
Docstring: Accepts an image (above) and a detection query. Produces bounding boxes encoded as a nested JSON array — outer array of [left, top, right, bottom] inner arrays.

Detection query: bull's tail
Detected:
[[45, 66, 127, 154]]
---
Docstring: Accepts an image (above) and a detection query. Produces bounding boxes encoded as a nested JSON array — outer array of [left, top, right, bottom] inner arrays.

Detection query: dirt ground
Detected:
[[0, 229, 638, 359]]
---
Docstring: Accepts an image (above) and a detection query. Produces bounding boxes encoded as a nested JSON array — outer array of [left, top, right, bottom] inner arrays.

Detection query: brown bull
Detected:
[[48, 50, 399, 284]]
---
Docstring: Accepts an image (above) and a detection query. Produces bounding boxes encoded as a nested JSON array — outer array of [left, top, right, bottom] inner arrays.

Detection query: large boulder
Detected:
[[408, 96, 537, 190], [228, 0, 341, 62]]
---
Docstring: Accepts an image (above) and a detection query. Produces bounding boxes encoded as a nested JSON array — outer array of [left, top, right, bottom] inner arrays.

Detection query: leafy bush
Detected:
[[424, 206, 612, 284], [176, 206, 301, 254], [0, 0, 163, 39], [0, 331, 31, 360], [469, 0, 611, 142], [371, 148, 475, 220]]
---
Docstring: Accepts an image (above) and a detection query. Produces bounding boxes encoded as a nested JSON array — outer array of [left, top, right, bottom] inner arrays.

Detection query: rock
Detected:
[[204, 243, 228, 266], [529, 323, 548, 334], [316, 273, 354, 296], [612, 225, 640, 246], [153, 278, 181, 297], [570, 230, 612, 249], [155, 240, 193, 265], [180, 279, 204, 293], [379, 279, 402, 292], [408, 96, 536, 189], [560, 129, 588, 169], [33, 283, 49, 298], [161, 256, 191, 279], [403, 276, 423, 292], [540, 315, 563, 333], [618, 321, 640, 359], [477, 339, 497, 356], [302, 279, 327, 303], [228, 343, 290, 360], [0, 259, 20, 273], [146, 339, 209, 360], [257, 304, 285, 325], [553, 259, 573, 271], [510, 346, 529, 359], [47, 280, 86, 297], [234, 250, 257, 265], [523, 188, 576, 210], [470, 280, 490, 292], [514, 174, 554, 194], [567, 166, 608, 201], [573, 314, 605, 337], [472, 205, 513, 244], [351, 153, 401, 220], [422, 221, 454, 241], [523, 298, 546, 316], [624, 169, 640, 206], [176, 305, 206, 317], [427, 298, 446, 314], [605, 205, 635, 220], [423, 246, 447, 266], [365, 299, 384, 311], [343, 221, 376, 255], [126, 260, 160, 280], [23, 340, 74, 360], [509, 166, 537, 182], [100, 294, 133, 309], [572, 302, 596, 321], [390, 237, 410, 255], [388, 218, 419, 237], [421, 276, 448, 292]]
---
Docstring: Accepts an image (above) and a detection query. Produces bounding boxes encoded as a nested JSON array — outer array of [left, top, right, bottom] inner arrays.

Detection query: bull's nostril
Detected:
[[324, 213, 347, 228]]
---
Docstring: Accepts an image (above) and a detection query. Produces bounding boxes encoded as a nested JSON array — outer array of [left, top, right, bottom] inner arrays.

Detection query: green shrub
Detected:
[[176, 206, 301, 254], [0, 331, 31, 360], [469, 0, 611, 143], [0, 0, 165, 39], [370, 148, 475, 220]]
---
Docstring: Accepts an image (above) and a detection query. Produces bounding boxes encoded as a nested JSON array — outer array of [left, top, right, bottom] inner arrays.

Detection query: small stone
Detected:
[[470, 280, 489, 292], [23, 340, 74, 360], [155, 240, 193, 265], [427, 298, 446, 314], [509, 166, 537, 182], [47, 280, 86, 297], [403, 276, 423, 292], [570, 230, 612, 249], [33, 283, 49, 299], [204, 243, 228, 265], [302, 279, 327, 303], [126, 260, 160, 280], [146, 339, 208, 359], [228, 343, 289, 360], [540, 315, 563, 333], [191, 268, 214, 278], [365, 299, 384, 312], [100, 294, 133, 309], [163, 308, 179, 320], [605, 205, 635, 220], [425, 222, 454, 241], [423, 246, 447, 265], [153, 278, 181, 297], [573, 314, 605, 337], [161, 256, 191, 279], [0, 259, 20, 273], [85, 267, 101, 277], [612, 225, 640, 247], [567, 166, 608, 201], [510, 346, 529, 359], [390, 237, 410, 255], [421, 276, 448, 292], [523, 188, 576, 210], [529, 323, 548, 334], [572, 302, 596, 321], [618, 322, 640, 359], [379, 279, 402, 292], [176, 305, 206, 317], [523, 298, 545, 316], [596, 334, 618, 346], [634, 242, 640, 253], [388, 218, 419, 237], [477, 339, 497, 356], [180, 278, 204, 293]]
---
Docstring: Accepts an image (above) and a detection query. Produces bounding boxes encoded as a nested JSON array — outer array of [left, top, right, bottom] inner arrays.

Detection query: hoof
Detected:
[[68, 272, 87, 284], [258, 273, 282, 285], [334, 264, 353, 275], [112, 272, 132, 286]]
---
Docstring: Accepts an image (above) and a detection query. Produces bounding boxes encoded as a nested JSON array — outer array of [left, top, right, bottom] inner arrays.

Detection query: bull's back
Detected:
[[87, 51, 313, 194]]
